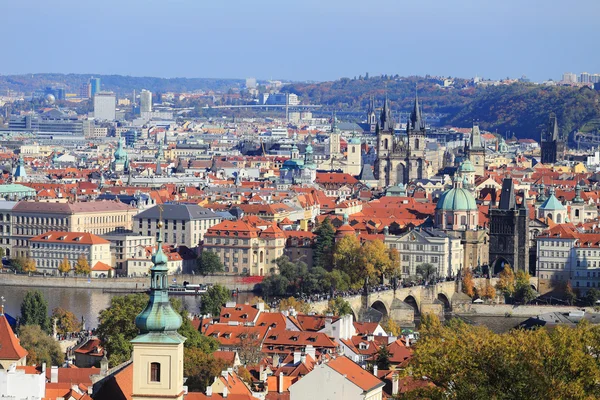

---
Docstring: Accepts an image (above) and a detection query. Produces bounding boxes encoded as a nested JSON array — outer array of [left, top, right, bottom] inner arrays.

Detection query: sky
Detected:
[[0, 0, 597, 82]]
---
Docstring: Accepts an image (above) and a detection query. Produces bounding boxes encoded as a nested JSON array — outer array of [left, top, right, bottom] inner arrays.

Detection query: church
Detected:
[[540, 113, 565, 164], [374, 94, 431, 187]]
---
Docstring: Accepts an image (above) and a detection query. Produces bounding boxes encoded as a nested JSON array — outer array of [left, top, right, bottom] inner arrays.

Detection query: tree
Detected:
[[382, 318, 402, 337], [184, 348, 228, 392], [410, 314, 600, 399], [461, 267, 475, 297], [325, 296, 352, 316], [478, 280, 496, 300], [20, 290, 50, 333], [360, 239, 395, 284], [333, 235, 363, 288], [0, 247, 5, 259], [96, 293, 148, 366], [199, 284, 231, 316], [22, 258, 36, 274], [279, 297, 311, 314], [586, 288, 600, 306], [237, 366, 253, 385], [74, 254, 91, 275], [496, 264, 516, 298], [375, 345, 391, 370], [58, 256, 71, 275], [514, 271, 537, 304], [10, 256, 29, 273], [19, 325, 64, 367], [51, 307, 81, 335], [565, 281, 577, 306], [237, 328, 263, 364], [313, 218, 336, 268], [416, 263, 437, 282], [197, 251, 224, 276]]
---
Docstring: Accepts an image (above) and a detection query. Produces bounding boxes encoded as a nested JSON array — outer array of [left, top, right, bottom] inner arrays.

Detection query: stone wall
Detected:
[[455, 303, 583, 316]]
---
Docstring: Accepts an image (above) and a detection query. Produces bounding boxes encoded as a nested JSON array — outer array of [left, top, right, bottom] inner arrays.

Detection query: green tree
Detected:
[[58, 256, 71, 275], [416, 263, 437, 282], [0, 247, 5, 259], [514, 271, 537, 304], [313, 218, 335, 268], [375, 345, 391, 370], [586, 288, 600, 306], [10, 256, 29, 273], [51, 307, 81, 335], [20, 290, 50, 333], [325, 296, 352, 316], [197, 251, 224, 276], [74, 254, 91, 275], [19, 325, 64, 367], [199, 284, 231, 316]]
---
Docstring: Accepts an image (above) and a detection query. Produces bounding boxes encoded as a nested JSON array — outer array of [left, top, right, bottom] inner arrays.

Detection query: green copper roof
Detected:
[[133, 226, 183, 339], [436, 187, 477, 211], [114, 139, 127, 161], [539, 193, 565, 211], [459, 159, 475, 173], [348, 137, 361, 145]]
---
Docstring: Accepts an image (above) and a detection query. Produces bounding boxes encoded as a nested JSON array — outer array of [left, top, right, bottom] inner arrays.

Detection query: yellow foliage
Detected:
[[278, 297, 311, 314]]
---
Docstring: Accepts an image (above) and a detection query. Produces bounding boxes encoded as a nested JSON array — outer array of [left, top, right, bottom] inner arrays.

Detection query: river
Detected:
[[0, 285, 255, 329]]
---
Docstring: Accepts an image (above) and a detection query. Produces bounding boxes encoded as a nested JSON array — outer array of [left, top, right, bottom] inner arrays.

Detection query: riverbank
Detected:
[[0, 272, 262, 292]]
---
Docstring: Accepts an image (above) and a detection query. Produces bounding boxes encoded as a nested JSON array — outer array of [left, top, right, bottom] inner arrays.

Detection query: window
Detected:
[[150, 362, 161, 382]]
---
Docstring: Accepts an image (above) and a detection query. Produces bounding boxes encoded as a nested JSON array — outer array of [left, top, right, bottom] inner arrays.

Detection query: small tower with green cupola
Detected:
[[131, 221, 186, 400]]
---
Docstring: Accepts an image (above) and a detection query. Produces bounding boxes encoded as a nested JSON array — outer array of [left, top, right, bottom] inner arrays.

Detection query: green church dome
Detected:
[[436, 187, 477, 211], [459, 159, 475, 173]]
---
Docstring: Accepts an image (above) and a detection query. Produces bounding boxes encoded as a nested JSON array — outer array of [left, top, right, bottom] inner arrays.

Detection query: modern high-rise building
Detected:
[[90, 77, 101, 97], [140, 89, 152, 113], [562, 72, 577, 84], [93, 92, 116, 121], [579, 72, 591, 83]]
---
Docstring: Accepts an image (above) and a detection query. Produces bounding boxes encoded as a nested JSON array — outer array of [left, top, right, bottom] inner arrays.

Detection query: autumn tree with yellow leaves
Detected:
[[58, 256, 71, 275]]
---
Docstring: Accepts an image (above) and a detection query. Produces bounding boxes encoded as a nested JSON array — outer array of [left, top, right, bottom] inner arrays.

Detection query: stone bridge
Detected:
[[309, 278, 538, 325]]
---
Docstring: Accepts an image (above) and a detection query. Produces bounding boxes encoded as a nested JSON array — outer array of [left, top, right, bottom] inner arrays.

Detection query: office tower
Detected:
[[90, 77, 101, 97], [93, 92, 116, 121], [140, 89, 152, 113], [579, 72, 591, 83], [80, 83, 91, 99]]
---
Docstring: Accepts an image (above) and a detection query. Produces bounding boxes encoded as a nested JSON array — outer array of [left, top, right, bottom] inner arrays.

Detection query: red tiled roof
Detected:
[[30, 231, 110, 245], [326, 356, 384, 392], [0, 314, 28, 360]]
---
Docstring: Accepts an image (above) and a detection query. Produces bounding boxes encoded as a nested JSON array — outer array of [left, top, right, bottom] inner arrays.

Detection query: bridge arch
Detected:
[[404, 295, 420, 316], [371, 300, 389, 319], [437, 293, 451, 311], [491, 257, 510, 275]]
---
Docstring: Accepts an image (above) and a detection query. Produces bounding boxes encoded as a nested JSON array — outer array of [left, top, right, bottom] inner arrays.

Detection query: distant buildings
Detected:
[[93, 92, 116, 121], [89, 77, 101, 97], [140, 89, 152, 113]]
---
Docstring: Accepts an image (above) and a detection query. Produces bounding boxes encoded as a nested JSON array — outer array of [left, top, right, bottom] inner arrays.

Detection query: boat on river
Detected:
[[168, 283, 209, 296]]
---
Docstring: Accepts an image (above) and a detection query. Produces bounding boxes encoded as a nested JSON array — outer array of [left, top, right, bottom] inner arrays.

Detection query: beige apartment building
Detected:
[[11, 201, 136, 257], [203, 219, 285, 275], [29, 231, 112, 276]]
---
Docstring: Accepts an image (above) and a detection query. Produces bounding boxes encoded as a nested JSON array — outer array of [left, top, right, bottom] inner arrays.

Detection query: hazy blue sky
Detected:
[[0, 0, 597, 82]]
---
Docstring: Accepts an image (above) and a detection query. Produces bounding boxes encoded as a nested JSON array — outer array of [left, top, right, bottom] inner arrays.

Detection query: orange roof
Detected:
[[0, 314, 28, 360], [30, 231, 110, 246], [92, 261, 113, 271], [326, 356, 384, 392], [220, 304, 261, 323]]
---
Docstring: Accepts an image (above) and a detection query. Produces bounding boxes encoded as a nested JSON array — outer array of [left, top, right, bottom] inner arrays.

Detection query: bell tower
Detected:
[[131, 222, 186, 400], [376, 97, 394, 186]]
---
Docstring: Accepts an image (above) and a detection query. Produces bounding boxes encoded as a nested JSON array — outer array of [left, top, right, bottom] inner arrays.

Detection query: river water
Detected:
[[0, 285, 254, 329]]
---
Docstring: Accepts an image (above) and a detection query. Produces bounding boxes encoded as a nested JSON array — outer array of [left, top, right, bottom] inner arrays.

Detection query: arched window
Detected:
[[556, 214, 561, 223], [150, 362, 161, 382], [352, 147, 356, 153]]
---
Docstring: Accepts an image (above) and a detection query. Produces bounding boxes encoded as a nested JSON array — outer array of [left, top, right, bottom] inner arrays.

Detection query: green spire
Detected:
[[132, 222, 184, 343]]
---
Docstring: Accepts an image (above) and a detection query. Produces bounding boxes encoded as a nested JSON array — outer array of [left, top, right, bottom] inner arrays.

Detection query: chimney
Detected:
[[51, 366, 59, 383], [392, 372, 399, 395], [222, 386, 228, 398], [256, 302, 265, 312], [305, 345, 316, 360], [100, 355, 108, 374], [300, 354, 306, 364], [373, 365, 378, 377], [405, 336, 410, 347], [293, 351, 301, 365], [41, 363, 46, 374], [367, 334, 374, 342], [259, 364, 267, 382], [387, 336, 397, 345], [278, 372, 284, 394], [206, 386, 213, 397]]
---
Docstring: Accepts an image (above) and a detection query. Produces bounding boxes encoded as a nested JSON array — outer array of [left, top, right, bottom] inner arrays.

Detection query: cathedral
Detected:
[[540, 113, 565, 164], [375, 94, 429, 187]]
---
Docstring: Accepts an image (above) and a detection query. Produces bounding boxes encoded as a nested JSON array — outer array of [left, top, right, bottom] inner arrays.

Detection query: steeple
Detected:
[[471, 121, 483, 149], [331, 111, 339, 133], [498, 178, 516, 210], [131, 220, 185, 400], [548, 113, 560, 141], [133, 223, 183, 336], [379, 96, 394, 132], [409, 90, 425, 131], [573, 183, 584, 204]]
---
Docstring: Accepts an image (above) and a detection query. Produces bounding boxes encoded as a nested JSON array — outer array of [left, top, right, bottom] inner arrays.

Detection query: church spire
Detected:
[[379, 96, 394, 132], [409, 89, 425, 131]]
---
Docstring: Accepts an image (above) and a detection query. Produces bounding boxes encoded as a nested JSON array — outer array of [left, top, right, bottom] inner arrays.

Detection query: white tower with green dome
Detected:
[[131, 221, 185, 400]]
